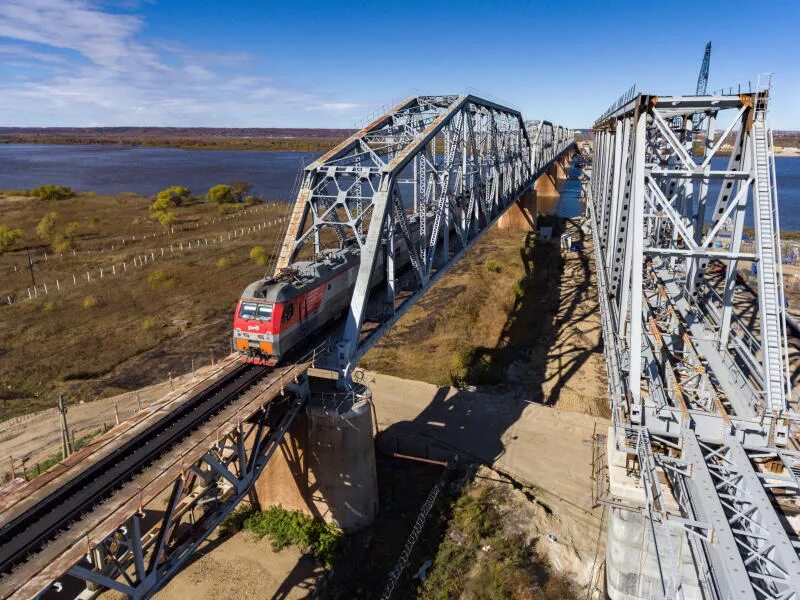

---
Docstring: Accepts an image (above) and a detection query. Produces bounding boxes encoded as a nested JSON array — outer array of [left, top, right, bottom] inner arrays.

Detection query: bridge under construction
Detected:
[[1, 71, 798, 600], [589, 79, 800, 599]]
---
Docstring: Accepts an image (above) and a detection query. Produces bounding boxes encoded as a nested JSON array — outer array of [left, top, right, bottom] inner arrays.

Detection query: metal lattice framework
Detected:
[[274, 94, 574, 382], [589, 82, 800, 599], [0, 363, 311, 600]]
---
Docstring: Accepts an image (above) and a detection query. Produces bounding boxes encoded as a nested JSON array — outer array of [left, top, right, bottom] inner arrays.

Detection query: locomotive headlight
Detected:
[[235, 328, 242, 336]]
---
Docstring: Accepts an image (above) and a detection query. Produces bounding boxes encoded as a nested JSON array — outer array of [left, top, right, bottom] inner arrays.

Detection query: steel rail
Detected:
[[0, 363, 266, 581]]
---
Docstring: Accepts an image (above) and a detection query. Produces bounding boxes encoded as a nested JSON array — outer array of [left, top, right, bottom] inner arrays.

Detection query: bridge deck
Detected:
[[0, 359, 308, 600]]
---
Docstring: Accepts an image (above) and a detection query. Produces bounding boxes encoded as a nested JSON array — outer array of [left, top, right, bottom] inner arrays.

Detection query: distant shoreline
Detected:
[[0, 136, 345, 153]]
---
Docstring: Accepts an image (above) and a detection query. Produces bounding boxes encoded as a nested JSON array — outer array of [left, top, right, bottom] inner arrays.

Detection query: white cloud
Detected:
[[0, 0, 366, 126]]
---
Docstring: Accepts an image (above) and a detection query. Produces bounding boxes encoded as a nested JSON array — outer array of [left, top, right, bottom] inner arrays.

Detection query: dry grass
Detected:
[[0, 192, 290, 418], [361, 218, 610, 415], [362, 227, 531, 385]]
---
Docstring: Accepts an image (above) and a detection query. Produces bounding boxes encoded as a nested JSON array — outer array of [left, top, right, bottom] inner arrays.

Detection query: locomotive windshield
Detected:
[[256, 304, 273, 320], [238, 301, 272, 321]]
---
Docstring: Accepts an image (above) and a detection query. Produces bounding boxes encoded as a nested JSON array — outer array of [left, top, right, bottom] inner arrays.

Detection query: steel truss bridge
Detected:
[[274, 94, 573, 384], [0, 94, 574, 599], [588, 82, 800, 599]]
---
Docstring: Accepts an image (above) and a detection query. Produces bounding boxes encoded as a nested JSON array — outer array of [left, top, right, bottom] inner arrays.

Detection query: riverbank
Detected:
[[0, 127, 351, 152]]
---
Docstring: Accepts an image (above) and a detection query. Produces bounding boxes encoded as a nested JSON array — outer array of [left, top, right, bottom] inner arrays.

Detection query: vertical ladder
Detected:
[[751, 102, 788, 415]]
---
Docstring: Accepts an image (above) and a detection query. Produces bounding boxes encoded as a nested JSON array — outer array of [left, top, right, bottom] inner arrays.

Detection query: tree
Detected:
[[149, 188, 187, 228], [0, 225, 23, 253], [154, 186, 191, 207], [249, 246, 268, 267], [206, 184, 236, 204], [230, 180, 252, 200], [36, 212, 59, 241], [33, 185, 75, 201], [155, 210, 176, 227]]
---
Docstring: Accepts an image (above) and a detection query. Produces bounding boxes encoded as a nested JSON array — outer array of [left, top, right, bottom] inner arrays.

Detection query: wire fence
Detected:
[[2, 202, 282, 275], [2, 215, 288, 306]]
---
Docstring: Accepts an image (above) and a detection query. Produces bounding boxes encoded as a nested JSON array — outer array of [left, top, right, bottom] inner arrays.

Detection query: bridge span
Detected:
[[0, 94, 574, 598], [588, 82, 800, 599]]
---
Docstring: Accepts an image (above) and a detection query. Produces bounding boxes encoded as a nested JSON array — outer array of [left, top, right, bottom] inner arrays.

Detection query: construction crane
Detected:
[[692, 41, 712, 129]]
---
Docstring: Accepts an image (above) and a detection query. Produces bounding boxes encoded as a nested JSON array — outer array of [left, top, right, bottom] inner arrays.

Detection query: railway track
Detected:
[[0, 362, 269, 580]]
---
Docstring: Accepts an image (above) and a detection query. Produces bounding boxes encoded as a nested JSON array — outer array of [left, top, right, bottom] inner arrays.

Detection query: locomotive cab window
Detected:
[[239, 302, 258, 320], [256, 304, 273, 321], [282, 303, 294, 322]]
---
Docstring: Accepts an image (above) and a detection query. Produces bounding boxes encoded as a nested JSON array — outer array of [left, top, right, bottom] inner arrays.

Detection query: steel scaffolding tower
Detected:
[[589, 83, 800, 599]]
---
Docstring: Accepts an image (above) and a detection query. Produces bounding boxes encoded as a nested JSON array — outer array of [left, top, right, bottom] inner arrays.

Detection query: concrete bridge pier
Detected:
[[604, 430, 701, 599], [499, 150, 576, 230], [253, 369, 379, 532]]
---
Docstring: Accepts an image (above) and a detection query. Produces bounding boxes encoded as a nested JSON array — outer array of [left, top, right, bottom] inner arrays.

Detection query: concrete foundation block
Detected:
[[254, 393, 379, 533]]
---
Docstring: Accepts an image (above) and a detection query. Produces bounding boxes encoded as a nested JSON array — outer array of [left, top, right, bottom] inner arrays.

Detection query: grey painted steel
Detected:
[[272, 94, 573, 385], [59, 381, 309, 600], [589, 85, 800, 599]]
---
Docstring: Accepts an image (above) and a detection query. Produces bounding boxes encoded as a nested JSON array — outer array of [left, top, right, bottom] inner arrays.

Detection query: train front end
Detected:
[[233, 279, 280, 365]]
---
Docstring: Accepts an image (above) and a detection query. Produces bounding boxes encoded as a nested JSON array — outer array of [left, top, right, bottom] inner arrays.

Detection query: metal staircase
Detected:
[[751, 87, 789, 415]]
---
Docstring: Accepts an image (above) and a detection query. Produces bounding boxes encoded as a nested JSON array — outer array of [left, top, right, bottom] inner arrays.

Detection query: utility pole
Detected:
[[26, 248, 36, 288], [57, 394, 73, 458]]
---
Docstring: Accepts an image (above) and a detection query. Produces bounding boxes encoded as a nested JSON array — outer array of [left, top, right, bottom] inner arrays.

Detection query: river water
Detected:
[[560, 156, 800, 230], [0, 144, 799, 229], [0, 144, 320, 201]]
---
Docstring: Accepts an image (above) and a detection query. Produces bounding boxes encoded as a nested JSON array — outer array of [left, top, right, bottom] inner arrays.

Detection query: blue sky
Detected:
[[0, 0, 798, 129]]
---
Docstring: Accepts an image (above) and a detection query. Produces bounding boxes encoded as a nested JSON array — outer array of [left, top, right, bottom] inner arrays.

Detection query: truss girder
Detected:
[[60, 388, 307, 599], [589, 89, 799, 599], [272, 94, 574, 382]]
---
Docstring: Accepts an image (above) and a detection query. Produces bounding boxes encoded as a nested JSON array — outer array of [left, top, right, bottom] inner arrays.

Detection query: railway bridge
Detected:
[[0, 94, 575, 599], [8, 81, 797, 600]]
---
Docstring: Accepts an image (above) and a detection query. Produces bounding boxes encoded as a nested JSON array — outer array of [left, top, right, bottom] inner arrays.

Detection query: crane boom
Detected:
[[692, 41, 712, 129], [695, 41, 711, 95]]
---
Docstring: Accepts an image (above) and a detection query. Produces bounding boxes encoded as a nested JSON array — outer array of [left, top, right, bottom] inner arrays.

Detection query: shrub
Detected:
[[249, 246, 268, 267], [218, 202, 245, 215], [220, 504, 255, 536], [147, 269, 174, 289], [243, 506, 344, 569], [32, 185, 74, 202], [216, 257, 231, 269], [82, 295, 98, 309], [485, 259, 502, 273], [206, 184, 236, 204], [142, 317, 156, 330], [0, 225, 23, 253], [52, 234, 72, 253], [36, 212, 58, 241]]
